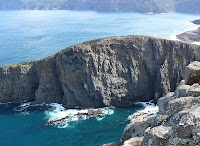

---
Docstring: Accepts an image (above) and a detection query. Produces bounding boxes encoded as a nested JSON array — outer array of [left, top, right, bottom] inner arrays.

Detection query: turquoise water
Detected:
[[0, 103, 144, 146], [0, 10, 200, 146], [0, 10, 200, 65]]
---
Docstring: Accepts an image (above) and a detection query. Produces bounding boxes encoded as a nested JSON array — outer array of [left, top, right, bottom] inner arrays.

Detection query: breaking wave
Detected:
[[45, 103, 114, 128], [128, 101, 159, 120]]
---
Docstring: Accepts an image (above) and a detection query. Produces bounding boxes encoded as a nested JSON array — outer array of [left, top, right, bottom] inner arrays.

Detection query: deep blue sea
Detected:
[[0, 10, 200, 146]]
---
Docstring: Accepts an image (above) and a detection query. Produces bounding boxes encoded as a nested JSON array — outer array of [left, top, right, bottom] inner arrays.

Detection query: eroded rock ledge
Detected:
[[0, 36, 199, 108], [176, 19, 200, 43], [118, 61, 200, 146]]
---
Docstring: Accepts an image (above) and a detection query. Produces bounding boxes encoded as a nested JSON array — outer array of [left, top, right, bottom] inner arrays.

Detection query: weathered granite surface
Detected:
[[119, 61, 200, 146], [0, 36, 199, 108]]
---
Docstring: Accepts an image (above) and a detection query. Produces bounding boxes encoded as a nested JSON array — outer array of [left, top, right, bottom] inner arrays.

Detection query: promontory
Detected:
[[0, 35, 199, 108]]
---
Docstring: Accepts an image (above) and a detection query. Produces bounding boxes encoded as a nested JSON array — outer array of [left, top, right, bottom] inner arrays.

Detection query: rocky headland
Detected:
[[1, 0, 200, 13], [177, 19, 200, 44], [0, 35, 200, 109], [107, 61, 200, 146], [192, 19, 200, 25]]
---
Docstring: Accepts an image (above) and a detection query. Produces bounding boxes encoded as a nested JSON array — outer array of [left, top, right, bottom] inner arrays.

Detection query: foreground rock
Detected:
[[0, 36, 199, 108], [118, 61, 200, 145]]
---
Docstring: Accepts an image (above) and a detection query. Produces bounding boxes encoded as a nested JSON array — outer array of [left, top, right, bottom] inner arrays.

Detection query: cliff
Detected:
[[177, 28, 200, 43], [116, 61, 200, 146], [0, 36, 199, 108], [0, 0, 200, 13]]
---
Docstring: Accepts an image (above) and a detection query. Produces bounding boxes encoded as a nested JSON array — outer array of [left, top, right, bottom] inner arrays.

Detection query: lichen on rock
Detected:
[[119, 61, 200, 146]]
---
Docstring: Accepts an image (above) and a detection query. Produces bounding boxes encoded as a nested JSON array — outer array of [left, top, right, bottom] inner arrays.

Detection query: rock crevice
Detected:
[[119, 61, 200, 146]]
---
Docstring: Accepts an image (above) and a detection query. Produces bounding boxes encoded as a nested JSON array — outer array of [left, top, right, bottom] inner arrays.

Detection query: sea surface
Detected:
[[0, 10, 200, 146]]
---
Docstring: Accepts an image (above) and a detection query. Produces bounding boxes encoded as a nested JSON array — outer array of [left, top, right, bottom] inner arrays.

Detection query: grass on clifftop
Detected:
[[0, 59, 44, 67]]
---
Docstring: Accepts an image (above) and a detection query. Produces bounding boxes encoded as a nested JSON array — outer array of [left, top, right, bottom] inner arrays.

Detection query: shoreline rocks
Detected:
[[192, 19, 200, 25], [0, 35, 199, 108], [45, 108, 104, 126], [176, 28, 200, 44], [115, 61, 200, 146], [176, 19, 200, 43]]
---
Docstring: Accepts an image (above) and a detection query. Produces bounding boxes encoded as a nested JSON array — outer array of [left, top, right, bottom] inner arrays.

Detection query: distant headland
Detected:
[[177, 19, 200, 44], [0, 0, 200, 13]]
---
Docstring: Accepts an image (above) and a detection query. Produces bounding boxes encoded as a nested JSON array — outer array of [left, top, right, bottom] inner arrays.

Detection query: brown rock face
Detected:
[[0, 36, 199, 108]]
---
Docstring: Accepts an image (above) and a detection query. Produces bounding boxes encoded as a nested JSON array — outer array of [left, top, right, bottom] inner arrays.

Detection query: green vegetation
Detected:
[[135, 0, 175, 13], [21, 0, 66, 10], [0, 0, 199, 13], [83, 39, 101, 45]]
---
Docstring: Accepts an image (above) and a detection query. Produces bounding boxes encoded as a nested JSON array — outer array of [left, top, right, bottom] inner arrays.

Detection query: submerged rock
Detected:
[[45, 108, 104, 126], [118, 61, 200, 146]]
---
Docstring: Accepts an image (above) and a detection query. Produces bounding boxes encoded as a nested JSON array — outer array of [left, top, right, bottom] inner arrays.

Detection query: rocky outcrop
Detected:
[[177, 19, 200, 43], [119, 61, 200, 146], [0, 36, 199, 108], [45, 108, 103, 125], [192, 19, 200, 25], [177, 28, 200, 44]]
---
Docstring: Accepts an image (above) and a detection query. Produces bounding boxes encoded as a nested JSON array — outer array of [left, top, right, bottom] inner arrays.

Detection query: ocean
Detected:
[[0, 10, 200, 146]]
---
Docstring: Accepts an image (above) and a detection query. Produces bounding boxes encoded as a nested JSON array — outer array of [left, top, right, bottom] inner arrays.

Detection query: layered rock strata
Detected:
[[120, 61, 200, 145], [0, 36, 199, 108]]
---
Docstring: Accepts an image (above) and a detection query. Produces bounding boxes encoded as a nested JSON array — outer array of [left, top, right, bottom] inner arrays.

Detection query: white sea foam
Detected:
[[13, 102, 31, 112], [45, 103, 114, 128], [96, 116, 105, 121], [128, 101, 159, 120], [170, 34, 179, 41], [169, 20, 199, 42], [19, 111, 30, 116]]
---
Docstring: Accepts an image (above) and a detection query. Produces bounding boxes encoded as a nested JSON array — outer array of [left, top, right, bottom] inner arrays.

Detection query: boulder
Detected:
[[123, 137, 143, 146], [119, 61, 200, 146], [140, 125, 172, 145], [120, 115, 156, 144], [185, 61, 200, 85]]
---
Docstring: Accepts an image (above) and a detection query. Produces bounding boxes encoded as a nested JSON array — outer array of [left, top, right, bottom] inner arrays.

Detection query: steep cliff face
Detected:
[[0, 36, 199, 108], [119, 61, 200, 146]]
